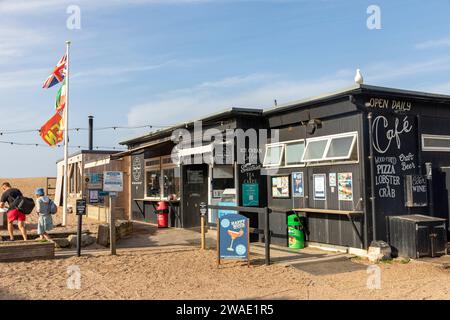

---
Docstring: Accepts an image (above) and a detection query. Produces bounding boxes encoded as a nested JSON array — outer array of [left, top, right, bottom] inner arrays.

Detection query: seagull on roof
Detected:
[[354, 69, 364, 85]]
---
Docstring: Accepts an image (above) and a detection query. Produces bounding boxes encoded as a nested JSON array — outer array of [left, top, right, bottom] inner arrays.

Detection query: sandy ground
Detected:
[[0, 246, 448, 300]]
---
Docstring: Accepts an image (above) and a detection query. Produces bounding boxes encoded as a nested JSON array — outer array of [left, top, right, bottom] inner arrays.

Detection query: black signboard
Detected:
[[405, 174, 428, 207], [371, 114, 418, 214], [76, 199, 87, 215]]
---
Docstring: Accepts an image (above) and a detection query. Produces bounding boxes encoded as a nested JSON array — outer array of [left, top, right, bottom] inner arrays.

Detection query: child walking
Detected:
[[35, 188, 57, 240]]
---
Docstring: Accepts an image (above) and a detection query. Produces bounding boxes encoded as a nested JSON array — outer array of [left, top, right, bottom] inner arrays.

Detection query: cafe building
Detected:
[[262, 84, 450, 252], [113, 108, 266, 236]]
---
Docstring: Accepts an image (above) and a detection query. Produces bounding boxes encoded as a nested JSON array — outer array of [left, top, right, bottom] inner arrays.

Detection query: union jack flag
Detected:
[[42, 54, 67, 89]]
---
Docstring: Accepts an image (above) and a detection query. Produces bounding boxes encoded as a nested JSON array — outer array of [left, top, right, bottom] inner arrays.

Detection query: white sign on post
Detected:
[[103, 171, 123, 192]]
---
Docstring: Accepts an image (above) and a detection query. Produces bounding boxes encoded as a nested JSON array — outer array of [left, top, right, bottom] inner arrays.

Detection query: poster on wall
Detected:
[[329, 173, 337, 187], [87, 173, 103, 189], [242, 183, 259, 206], [292, 172, 304, 197], [313, 174, 326, 200], [89, 190, 99, 204], [338, 172, 353, 201], [271, 175, 290, 198]]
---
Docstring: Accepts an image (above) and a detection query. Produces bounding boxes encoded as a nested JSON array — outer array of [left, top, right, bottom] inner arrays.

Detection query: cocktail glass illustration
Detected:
[[227, 229, 244, 252]]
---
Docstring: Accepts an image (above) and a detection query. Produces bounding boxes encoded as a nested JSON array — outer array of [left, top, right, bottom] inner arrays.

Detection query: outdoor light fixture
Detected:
[[307, 119, 322, 134], [425, 162, 433, 179]]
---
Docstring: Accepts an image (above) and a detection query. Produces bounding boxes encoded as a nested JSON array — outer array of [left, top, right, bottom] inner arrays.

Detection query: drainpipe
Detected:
[[88, 115, 94, 151], [367, 112, 377, 243]]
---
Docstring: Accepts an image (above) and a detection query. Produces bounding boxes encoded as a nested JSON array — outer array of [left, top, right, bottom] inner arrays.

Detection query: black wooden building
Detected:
[[113, 108, 267, 235], [263, 84, 450, 250]]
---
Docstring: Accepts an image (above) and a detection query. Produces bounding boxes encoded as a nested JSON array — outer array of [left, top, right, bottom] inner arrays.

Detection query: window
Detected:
[[303, 139, 328, 162], [145, 157, 161, 198], [302, 132, 358, 163], [76, 164, 82, 193], [263, 144, 284, 167], [146, 170, 161, 198], [144, 155, 181, 200], [285, 141, 305, 167], [325, 134, 357, 160], [422, 134, 450, 152], [146, 158, 160, 167], [162, 167, 181, 199]]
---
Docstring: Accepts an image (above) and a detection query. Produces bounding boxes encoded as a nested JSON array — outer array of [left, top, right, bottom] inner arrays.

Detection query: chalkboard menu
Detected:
[[372, 114, 418, 214], [404, 174, 428, 207]]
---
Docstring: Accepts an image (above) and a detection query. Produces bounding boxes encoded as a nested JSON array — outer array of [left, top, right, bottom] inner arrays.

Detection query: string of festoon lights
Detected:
[[0, 140, 127, 150], [0, 123, 176, 149], [0, 124, 172, 136]]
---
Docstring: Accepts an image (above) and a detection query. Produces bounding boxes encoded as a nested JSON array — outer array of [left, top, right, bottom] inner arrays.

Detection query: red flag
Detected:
[[40, 112, 64, 146]]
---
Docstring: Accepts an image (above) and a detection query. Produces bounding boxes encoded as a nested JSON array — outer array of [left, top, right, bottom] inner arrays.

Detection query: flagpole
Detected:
[[62, 40, 71, 227]]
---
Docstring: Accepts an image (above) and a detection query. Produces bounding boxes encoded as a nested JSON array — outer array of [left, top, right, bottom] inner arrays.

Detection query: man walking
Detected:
[[0, 182, 27, 241]]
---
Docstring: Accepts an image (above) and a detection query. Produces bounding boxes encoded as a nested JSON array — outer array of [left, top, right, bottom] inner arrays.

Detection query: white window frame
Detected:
[[302, 131, 358, 163], [301, 138, 329, 162], [421, 134, 450, 152], [263, 143, 285, 167], [284, 139, 306, 168], [324, 132, 358, 161]]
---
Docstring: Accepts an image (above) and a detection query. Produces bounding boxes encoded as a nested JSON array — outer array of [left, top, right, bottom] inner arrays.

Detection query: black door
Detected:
[[183, 164, 209, 229]]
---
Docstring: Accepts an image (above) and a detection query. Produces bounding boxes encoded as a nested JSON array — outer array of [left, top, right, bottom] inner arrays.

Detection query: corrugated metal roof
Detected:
[[119, 107, 263, 146]]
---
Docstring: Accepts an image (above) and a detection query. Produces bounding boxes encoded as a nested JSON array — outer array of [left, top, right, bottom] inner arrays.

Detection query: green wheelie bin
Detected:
[[287, 214, 305, 249]]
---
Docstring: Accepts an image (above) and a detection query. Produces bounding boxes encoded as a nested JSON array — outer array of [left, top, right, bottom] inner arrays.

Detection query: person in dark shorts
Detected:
[[0, 182, 27, 241]]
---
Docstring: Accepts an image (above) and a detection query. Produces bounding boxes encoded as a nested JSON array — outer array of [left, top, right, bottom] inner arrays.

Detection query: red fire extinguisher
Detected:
[[156, 201, 169, 228]]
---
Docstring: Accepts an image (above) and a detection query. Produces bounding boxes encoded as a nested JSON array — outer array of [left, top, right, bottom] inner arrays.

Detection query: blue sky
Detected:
[[1, 0, 450, 177]]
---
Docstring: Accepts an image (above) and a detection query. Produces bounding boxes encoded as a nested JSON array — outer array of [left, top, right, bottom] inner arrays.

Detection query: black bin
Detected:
[[388, 215, 447, 259]]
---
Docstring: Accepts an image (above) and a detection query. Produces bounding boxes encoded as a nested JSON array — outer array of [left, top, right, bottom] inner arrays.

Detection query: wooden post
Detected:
[[76, 214, 82, 257], [201, 214, 205, 250], [217, 218, 220, 266], [264, 207, 270, 266], [247, 219, 250, 268], [109, 195, 116, 255]]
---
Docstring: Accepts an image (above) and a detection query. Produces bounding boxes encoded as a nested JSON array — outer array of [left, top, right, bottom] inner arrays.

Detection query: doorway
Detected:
[[182, 164, 209, 228]]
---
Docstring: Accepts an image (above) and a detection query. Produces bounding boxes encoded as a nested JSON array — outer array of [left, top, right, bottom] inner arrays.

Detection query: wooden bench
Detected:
[[0, 240, 55, 262], [292, 208, 363, 216], [291, 208, 364, 244]]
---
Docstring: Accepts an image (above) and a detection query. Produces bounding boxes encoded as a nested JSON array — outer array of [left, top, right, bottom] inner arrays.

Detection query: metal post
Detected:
[[200, 202, 207, 250], [76, 214, 82, 257], [62, 40, 71, 227], [264, 207, 270, 265], [426, 162, 434, 217], [367, 112, 377, 243], [201, 214, 205, 250], [109, 196, 116, 255]]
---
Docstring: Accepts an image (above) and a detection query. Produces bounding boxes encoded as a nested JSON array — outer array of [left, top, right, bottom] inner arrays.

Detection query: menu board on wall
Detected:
[[242, 183, 259, 206], [372, 114, 418, 214], [338, 172, 353, 201], [271, 176, 290, 198], [405, 174, 428, 207], [187, 169, 204, 184], [313, 174, 326, 200]]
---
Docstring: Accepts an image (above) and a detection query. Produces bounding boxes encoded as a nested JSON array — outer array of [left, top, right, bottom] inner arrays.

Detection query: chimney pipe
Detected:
[[88, 115, 94, 150]]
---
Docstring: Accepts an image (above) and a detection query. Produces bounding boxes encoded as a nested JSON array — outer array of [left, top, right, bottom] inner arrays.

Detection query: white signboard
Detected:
[[103, 171, 124, 192], [313, 174, 326, 200]]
